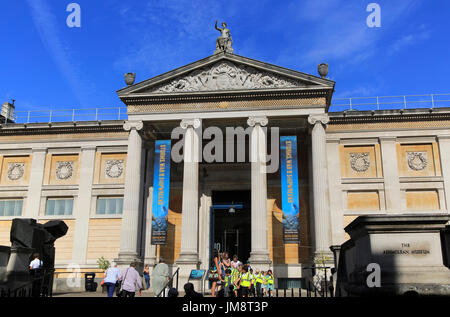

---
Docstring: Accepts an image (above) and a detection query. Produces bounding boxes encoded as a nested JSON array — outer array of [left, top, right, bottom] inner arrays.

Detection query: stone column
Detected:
[[437, 135, 450, 212], [308, 114, 332, 260], [247, 116, 271, 268], [72, 146, 96, 264], [177, 119, 202, 264], [379, 136, 401, 212], [117, 121, 144, 266], [24, 148, 47, 218]]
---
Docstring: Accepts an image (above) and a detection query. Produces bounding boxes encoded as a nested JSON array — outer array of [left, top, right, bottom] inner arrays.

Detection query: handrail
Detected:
[[156, 267, 180, 297], [0, 268, 55, 297], [330, 93, 450, 112]]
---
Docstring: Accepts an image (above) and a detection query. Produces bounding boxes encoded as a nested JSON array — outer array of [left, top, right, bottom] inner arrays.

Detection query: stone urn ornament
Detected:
[[125, 73, 136, 86], [318, 63, 329, 78]]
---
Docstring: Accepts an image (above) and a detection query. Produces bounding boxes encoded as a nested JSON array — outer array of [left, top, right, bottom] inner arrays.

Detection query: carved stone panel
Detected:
[[349, 153, 370, 173], [150, 61, 306, 93], [55, 161, 74, 180], [7, 163, 25, 181], [407, 152, 427, 171], [105, 160, 124, 179]]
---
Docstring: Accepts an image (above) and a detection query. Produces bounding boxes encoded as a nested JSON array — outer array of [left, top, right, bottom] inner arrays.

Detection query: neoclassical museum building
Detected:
[[1, 36, 450, 291]]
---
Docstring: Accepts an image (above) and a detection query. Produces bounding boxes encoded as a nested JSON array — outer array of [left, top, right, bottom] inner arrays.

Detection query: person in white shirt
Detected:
[[104, 262, 120, 297], [231, 255, 242, 269], [29, 253, 43, 270]]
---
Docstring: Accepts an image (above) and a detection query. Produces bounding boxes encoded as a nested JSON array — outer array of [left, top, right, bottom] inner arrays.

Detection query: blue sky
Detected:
[[1, 0, 449, 114]]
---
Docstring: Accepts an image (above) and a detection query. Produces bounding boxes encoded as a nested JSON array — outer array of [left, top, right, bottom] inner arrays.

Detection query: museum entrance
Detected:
[[211, 190, 251, 265]]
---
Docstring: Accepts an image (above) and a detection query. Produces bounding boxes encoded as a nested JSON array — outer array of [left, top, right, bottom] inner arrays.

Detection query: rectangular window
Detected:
[[45, 198, 73, 216], [96, 197, 123, 215], [0, 199, 23, 217]]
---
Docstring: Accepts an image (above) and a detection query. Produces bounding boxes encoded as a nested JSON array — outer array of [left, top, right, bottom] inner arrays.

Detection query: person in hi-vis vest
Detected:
[[239, 266, 252, 297]]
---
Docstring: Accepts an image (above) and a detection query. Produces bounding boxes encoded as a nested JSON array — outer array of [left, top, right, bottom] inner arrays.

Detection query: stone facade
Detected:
[[0, 53, 448, 292]]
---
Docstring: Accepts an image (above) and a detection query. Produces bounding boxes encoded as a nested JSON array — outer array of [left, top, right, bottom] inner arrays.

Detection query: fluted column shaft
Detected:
[[248, 116, 271, 265], [118, 121, 144, 264], [177, 119, 201, 263], [308, 114, 332, 256]]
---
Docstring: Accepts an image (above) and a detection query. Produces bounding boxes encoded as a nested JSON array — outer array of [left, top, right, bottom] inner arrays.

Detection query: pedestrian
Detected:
[[103, 262, 120, 297], [184, 282, 203, 298], [235, 264, 243, 297], [254, 269, 264, 297], [168, 287, 179, 297], [117, 262, 143, 297], [29, 253, 43, 273], [222, 252, 231, 269], [239, 265, 251, 297], [152, 257, 170, 297], [231, 255, 241, 269], [265, 270, 274, 297], [29, 252, 43, 297], [249, 268, 256, 296], [223, 268, 233, 297], [208, 249, 221, 297], [143, 264, 150, 290]]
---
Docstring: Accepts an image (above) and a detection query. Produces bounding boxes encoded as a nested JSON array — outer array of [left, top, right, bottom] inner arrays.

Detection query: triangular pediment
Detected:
[[117, 53, 334, 98]]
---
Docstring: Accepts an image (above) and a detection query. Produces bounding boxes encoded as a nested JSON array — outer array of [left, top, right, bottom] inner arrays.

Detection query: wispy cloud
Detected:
[[273, 0, 420, 71], [388, 24, 431, 55], [113, 0, 222, 76], [26, 0, 90, 107]]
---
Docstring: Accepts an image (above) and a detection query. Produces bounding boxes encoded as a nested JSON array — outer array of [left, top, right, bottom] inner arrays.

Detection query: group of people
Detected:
[[209, 250, 274, 297], [103, 257, 170, 297]]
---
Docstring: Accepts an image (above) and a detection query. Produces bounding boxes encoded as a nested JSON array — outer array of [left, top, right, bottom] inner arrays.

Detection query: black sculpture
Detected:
[[0, 218, 68, 297]]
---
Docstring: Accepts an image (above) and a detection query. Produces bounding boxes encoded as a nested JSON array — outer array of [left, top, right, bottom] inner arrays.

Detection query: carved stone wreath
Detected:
[[407, 152, 427, 171], [150, 61, 306, 93], [105, 160, 124, 178], [56, 161, 74, 180], [350, 153, 370, 172], [7, 163, 25, 181]]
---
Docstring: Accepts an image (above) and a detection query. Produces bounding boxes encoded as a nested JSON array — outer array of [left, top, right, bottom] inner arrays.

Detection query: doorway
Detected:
[[211, 190, 251, 265]]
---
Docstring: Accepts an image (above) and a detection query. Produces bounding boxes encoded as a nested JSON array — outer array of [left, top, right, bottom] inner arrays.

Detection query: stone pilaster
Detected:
[[117, 121, 144, 266], [308, 114, 333, 261], [247, 116, 271, 268], [379, 136, 401, 212], [72, 146, 96, 264], [24, 148, 47, 218], [437, 135, 450, 212]]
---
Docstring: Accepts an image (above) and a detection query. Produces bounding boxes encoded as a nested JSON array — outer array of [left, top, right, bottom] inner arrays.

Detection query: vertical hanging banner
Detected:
[[280, 136, 300, 243], [151, 140, 171, 245]]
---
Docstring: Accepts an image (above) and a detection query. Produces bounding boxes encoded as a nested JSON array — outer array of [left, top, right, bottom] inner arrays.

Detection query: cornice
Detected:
[[0, 120, 126, 136]]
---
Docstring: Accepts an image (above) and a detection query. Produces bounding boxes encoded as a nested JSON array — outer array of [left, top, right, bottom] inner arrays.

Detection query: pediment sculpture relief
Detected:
[[150, 61, 306, 94]]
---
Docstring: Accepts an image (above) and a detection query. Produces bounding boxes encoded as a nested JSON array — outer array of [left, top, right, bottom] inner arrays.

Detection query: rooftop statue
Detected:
[[214, 20, 233, 54]]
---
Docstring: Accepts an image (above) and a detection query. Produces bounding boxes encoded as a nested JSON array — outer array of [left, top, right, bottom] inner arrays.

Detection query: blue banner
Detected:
[[151, 140, 171, 245], [280, 136, 300, 243]]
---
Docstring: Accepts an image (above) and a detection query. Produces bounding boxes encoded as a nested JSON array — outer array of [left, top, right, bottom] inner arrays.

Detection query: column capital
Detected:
[[31, 147, 47, 153], [247, 116, 268, 127], [437, 135, 450, 141], [81, 145, 97, 151], [180, 118, 201, 129], [123, 120, 144, 131], [308, 114, 330, 126]]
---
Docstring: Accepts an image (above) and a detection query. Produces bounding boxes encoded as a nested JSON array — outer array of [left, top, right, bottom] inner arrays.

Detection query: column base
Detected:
[[313, 250, 334, 266], [175, 253, 201, 294], [249, 251, 271, 271], [115, 251, 143, 269]]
